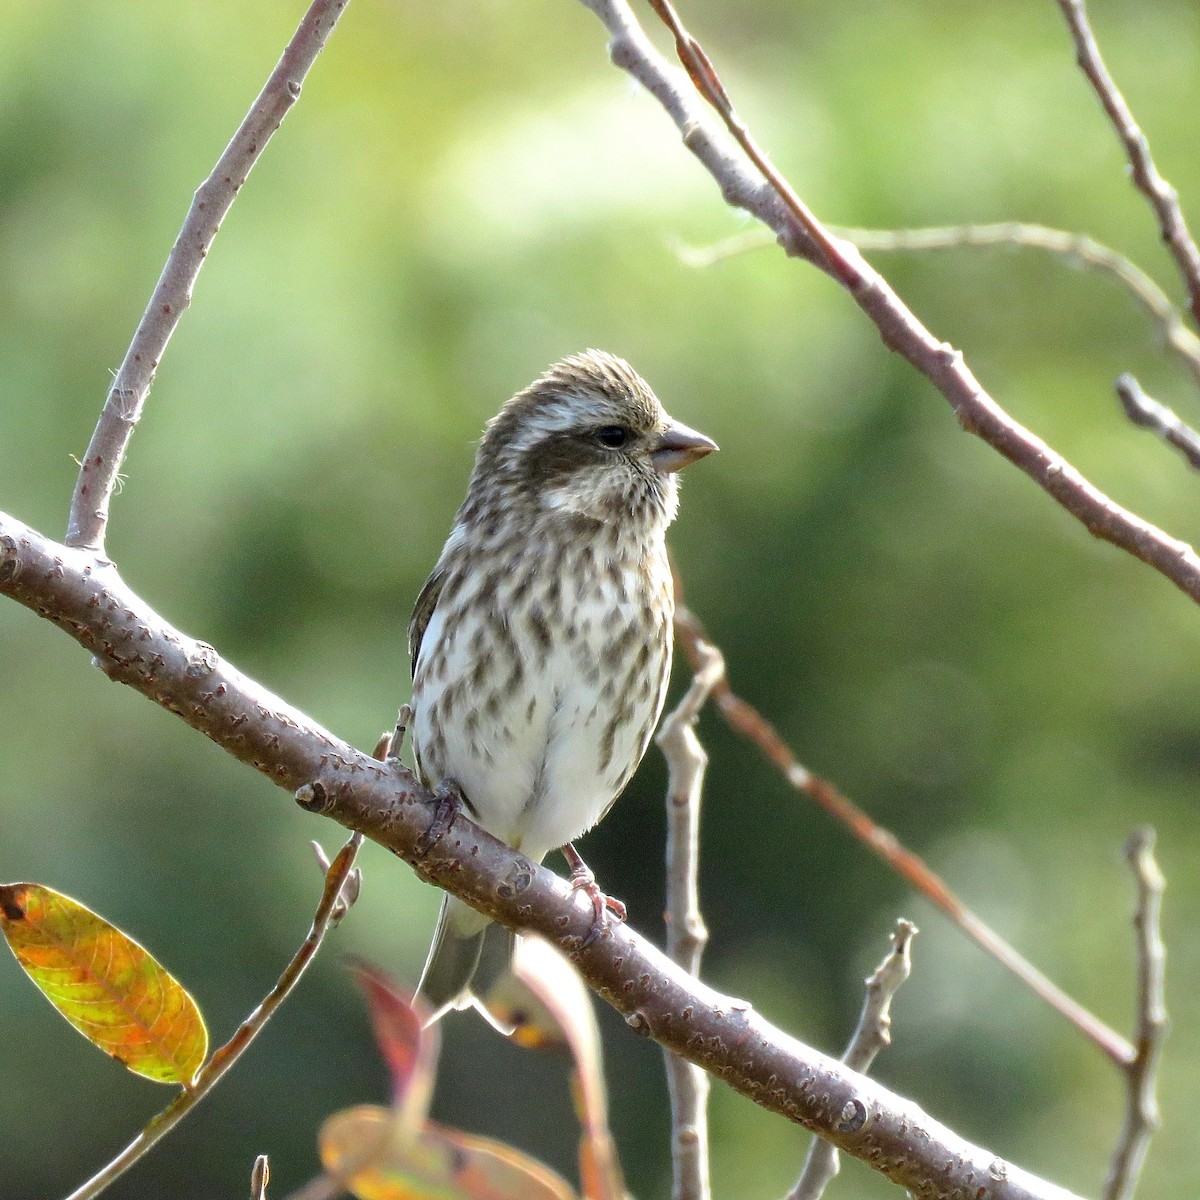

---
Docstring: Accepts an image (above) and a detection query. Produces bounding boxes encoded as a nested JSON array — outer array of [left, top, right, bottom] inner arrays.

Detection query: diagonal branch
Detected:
[[65, 0, 351, 553], [672, 605, 1133, 1068], [0, 513, 1087, 1200], [576, 0, 1200, 609], [683, 222, 1200, 393], [1052, 0, 1200, 331]]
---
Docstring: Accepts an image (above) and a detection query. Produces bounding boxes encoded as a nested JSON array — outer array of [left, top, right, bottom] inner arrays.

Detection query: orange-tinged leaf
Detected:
[[320, 1105, 579, 1200], [508, 938, 624, 1200], [349, 960, 437, 1124], [0, 882, 208, 1084]]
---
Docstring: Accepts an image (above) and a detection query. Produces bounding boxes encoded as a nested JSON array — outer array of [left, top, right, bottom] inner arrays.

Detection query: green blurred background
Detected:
[[2, 0, 1198, 1196]]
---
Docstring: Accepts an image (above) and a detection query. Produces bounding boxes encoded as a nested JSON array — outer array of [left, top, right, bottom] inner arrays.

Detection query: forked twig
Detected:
[[65, 0, 351, 553], [1053, 0, 1200, 331], [62, 834, 363, 1200], [656, 631, 725, 1200], [1104, 829, 1167, 1200], [788, 920, 917, 1200], [672, 604, 1132, 1068]]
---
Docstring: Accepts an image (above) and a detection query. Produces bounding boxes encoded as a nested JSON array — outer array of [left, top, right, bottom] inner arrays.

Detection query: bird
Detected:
[[409, 349, 716, 1024]]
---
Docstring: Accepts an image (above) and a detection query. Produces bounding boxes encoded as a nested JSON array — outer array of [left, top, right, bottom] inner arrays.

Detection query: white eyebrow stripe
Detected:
[[504, 393, 602, 454]]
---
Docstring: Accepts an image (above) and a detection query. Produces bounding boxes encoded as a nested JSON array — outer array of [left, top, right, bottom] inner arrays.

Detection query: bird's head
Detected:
[[466, 350, 716, 534]]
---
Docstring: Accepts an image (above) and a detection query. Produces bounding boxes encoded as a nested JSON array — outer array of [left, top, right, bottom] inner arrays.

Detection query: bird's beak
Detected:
[[651, 420, 718, 473]]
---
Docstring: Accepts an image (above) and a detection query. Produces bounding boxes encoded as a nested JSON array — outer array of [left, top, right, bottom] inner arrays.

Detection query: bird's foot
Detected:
[[417, 778, 465, 857], [562, 842, 626, 947]]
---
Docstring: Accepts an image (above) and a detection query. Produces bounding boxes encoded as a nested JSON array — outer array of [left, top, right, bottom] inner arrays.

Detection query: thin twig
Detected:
[[64, 0, 351, 553], [656, 631, 725, 1200], [578, 0, 1200, 609], [788, 920, 917, 1200], [1115, 375, 1200, 472], [682, 222, 1200, 392], [62, 833, 363, 1200], [1104, 829, 1168, 1200], [250, 1155, 270, 1200], [1053, 0, 1200, 331], [672, 604, 1133, 1068], [642, 0, 862, 289]]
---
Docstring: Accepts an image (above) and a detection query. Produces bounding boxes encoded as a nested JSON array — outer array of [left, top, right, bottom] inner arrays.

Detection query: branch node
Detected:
[[295, 780, 329, 812], [835, 1099, 868, 1135]]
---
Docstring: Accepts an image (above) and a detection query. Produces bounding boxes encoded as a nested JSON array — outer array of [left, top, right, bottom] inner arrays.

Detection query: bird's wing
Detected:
[[408, 567, 445, 678]]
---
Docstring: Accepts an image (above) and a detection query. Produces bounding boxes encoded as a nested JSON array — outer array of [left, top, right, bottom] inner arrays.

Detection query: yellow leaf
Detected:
[[320, 1105, 579, 1200], [0, 882, 208, 1084]]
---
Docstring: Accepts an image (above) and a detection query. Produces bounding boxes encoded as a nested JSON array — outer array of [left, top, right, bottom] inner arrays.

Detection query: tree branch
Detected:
[[788, 920, 917, 1200], [656, 632, 724, 1200], [576, 0, 1200, 609], [65, 0, 350, 553], [1052, 0, 1200, 331], [0, 513, 1086, 1200], [1104, 829, 1168, 1200], [683, 222, 1200, 393]]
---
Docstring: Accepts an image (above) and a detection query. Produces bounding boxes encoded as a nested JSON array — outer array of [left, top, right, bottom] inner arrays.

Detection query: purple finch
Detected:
[[411, 350, 715, 1022]]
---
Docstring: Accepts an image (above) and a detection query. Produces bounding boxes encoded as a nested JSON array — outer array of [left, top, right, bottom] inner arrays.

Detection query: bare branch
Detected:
[[671, 606, 1133, 1067], [788, 920, 917, 1200], [65, 0, 351, 553], [1053, 0, 1200, 330], [577, 0, 1200, 609], [0, 513, 1086, 1200], [1104, 829, 1168, 1200], [684, 222, 1200, 392], [61, 832, 362, 1200], [1115, 374, 1200, 472], [656, 628, 725, 1200]]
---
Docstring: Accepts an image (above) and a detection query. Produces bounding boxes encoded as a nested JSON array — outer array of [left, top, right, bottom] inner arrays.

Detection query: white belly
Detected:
[[411, 551, 671, 864]]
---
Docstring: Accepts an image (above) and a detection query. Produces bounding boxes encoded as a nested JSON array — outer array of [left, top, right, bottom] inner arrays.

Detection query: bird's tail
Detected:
[[416, 894, 515, 1032]]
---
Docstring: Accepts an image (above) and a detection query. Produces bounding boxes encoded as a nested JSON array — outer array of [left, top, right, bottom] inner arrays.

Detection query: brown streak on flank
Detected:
[[504, 656, 526, 694], [526, 603, 553, 655]]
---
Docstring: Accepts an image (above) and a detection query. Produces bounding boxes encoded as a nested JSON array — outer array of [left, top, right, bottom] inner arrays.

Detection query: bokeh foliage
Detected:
[[2, 0, 1199, 1196]]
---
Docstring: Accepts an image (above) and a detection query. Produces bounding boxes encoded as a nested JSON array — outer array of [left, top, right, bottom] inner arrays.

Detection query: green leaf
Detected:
[[0, 882, 208, 1084]]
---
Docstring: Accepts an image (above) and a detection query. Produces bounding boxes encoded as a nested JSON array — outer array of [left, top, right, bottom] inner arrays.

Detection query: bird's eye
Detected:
[[595, 425, 631, 449]]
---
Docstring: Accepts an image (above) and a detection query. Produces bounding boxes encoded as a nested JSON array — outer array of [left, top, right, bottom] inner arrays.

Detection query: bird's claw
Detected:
[[417, 778, 465, 857], [563, 843, 625, 947]]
